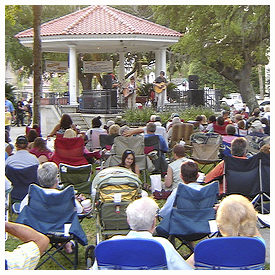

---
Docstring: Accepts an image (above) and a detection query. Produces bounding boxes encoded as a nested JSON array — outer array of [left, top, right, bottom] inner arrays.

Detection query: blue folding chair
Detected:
[[94, 238, 168, 270], [16, 184, 88, 269], [5, 164, 38, 203], [194, 237, 266, 270], [156, 181, 219, 258]]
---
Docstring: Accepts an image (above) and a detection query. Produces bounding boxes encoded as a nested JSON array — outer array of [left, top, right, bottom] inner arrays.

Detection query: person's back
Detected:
[[92, 197, 193, 270], [86, 116, 107, 151], [6, 135, 39, 169], [245, 120, 270, 155]]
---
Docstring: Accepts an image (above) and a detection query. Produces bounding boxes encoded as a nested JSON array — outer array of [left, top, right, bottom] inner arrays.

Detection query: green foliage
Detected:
[[124, 107, 155, 125], [123, 106, 215, 126], [137, 83, 153, 96], [5, 82, 16, 106]]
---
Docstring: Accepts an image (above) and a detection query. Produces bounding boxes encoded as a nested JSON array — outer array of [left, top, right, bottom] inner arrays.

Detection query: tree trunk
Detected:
[[232, 64, 258, 114], [32, 5, 43, 127], [212, 57, 258, 114], [258, 64, 264, 100]]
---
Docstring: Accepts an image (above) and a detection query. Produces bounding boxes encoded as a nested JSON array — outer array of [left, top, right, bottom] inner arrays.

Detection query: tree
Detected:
[[32, 5, 43, 127], [153, 5, 270, 112]]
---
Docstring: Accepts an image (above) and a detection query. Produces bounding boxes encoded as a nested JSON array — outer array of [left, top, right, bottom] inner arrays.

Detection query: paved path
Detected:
[[7, 125, 270, 265]]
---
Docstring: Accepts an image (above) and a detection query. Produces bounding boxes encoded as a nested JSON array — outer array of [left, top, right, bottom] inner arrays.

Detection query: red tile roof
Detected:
[[15, 5, 182, 38]]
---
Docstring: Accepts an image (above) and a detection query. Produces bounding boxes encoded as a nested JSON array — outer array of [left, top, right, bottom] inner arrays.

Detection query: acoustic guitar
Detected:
[[123, 87, 136, 98], [154, 82, 167, 94]]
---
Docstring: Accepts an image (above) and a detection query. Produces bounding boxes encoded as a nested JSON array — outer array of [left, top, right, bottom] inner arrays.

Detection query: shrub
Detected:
[[123, 106, 215, 126]]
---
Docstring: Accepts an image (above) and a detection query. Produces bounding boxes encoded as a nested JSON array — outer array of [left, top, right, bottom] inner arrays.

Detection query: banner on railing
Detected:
[[45, 61, 68, 73], [83, 61, 113, 73]]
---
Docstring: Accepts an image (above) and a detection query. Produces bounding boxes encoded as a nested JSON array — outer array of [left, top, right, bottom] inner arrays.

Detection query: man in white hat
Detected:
[[245, 120, 270, 155]]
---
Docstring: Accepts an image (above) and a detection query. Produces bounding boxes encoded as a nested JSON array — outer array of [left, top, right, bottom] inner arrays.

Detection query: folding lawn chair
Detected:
[[169, 123, 194, 149], [156, 181, 219, 259], [50, 136, 89, 166], [103, 135, 154, 173], [16, 184, 88, 270], [59, 163, 92, 194], [94, 238, 167, 270], [144, 135, 168, 175], [99, 134, 116, 151], [5, 164, 39, 212], [223, 152, 270, 214], [190, 132, 222, 174], [194, 237, 266, 270]]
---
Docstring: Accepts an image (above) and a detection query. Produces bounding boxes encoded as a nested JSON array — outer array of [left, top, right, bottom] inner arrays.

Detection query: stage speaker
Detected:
[[188, 75, 199, 89], [103, 74, 112, 89], [110, 89, 117, 108], [188, 89, 204, 106]]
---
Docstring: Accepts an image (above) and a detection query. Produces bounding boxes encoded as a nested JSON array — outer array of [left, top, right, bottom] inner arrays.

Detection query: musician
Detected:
[[126, 76, 137, 109], [153, 71, 168, 112]]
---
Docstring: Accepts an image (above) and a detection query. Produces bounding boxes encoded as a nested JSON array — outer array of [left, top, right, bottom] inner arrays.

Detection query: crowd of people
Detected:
[[5, 103, 270, 270]]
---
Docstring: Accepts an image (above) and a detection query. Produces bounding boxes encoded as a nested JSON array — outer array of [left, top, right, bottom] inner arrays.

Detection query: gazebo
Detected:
[[15, 5, 182, 106]]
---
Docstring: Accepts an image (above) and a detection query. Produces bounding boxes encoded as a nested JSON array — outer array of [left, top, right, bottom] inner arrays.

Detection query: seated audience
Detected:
[[123, 118, 168, 147], [20, 162, 84, 254], [5, 221, 49, 270], [5, 130, 14, 157], [166, 113, 182, 130], [236, 120, 248, 136], [222, 125, 238, 157], [263, 105, 270, 122], [159, 161, 202, 218], [245, 120, 270, 155], [48, 113, 77, 137], [186, 194, 265, 268], [145, 122, 168, 154], [103, 120, 115, 133], [118, 149, 140, 178], [26, 129, 39, 150], [222, 110, 232, 125], [29, 137, 52, 164], [164, 144, 189, 190], [216, 194, 265, 241], [204, 115, 216, 132], [240, 108, 249, 120], [92, 197, 193, 270], [213, 116, 227, 135], [194, 115, 205, 131], [205, 137, 248, 194], [85, 116, 107, 151], [260, 144, 270, 155], [5, 135, 39, 169], [246, 108, 261, 128], [167, 117, 182, 140], [260, 117, 270, 135]]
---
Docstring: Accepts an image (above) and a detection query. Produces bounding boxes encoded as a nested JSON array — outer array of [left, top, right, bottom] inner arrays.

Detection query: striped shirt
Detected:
[[5, 241, 40, 270]]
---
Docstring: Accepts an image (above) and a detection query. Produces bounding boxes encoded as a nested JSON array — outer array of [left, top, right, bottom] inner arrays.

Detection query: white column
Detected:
[[155, 50, 161, 77], [68, 45, 78, 106], [160, 48, 168, 104], [119, 52, 125, 82]]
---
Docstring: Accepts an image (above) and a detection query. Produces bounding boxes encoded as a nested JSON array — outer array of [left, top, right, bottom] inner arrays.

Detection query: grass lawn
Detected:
[[5, 163, 270, 270], [6, 197, 192, 270]]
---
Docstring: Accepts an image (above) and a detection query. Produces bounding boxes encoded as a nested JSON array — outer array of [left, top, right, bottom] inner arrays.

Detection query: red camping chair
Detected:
[[50, 136, 89, 166]]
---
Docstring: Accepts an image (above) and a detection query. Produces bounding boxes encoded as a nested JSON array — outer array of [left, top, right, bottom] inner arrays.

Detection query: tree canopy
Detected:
[[6, 5, 270, 111], [152, 5, 270, 111]]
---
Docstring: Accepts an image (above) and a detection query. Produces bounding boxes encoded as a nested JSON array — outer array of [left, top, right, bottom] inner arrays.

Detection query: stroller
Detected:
[[86, 167, 142, 268], [91, 167, 142, 243]]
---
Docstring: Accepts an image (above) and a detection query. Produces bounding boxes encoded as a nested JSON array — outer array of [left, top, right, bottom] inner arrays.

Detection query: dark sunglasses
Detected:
[[125, 149, 135, 155]]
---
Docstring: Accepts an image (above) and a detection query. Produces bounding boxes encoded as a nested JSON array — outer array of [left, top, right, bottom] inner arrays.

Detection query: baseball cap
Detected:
[[16, 135, 28, 145]]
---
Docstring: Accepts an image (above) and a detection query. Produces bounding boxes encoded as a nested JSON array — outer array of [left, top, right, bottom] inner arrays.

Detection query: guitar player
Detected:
[[124, 76, 137, 109], [153, 71, 168, 112]]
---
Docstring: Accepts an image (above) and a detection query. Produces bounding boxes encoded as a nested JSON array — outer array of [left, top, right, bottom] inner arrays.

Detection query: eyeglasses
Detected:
[[125, 149, 135, 155]]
